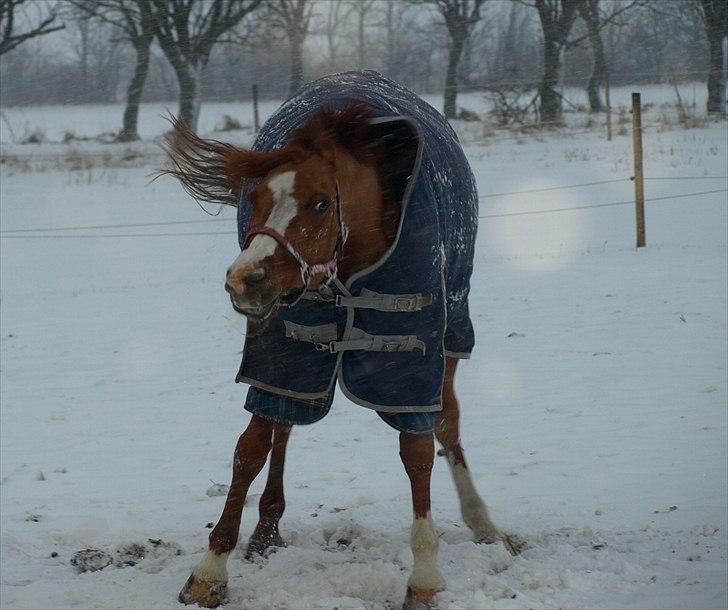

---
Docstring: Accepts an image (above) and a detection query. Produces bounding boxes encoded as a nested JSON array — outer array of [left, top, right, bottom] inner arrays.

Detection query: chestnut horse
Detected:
[[163, 72, 517, 609]]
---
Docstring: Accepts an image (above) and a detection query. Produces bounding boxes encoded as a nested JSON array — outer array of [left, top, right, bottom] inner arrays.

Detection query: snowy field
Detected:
[[1, 87, 726, 609]]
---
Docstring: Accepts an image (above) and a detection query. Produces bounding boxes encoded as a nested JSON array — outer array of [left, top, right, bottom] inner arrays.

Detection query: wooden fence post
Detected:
[[631, 92, 646, 248], [252, 84, 260, 133], [605, 74, 612, 141]]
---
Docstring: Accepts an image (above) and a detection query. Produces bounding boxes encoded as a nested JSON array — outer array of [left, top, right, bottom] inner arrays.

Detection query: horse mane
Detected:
[[287, 101, 382, 165], [159, 102, 382, 208]]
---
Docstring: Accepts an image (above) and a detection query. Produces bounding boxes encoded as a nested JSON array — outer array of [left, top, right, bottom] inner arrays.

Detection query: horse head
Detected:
[[162, 103, 397, 326]]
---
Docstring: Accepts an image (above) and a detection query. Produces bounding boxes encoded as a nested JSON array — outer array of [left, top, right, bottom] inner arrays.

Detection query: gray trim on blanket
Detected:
[[444, 350, 472, 359], [237, 376, 334, 401], [344, 116, 424, 290], [338, 378, 443, 413]]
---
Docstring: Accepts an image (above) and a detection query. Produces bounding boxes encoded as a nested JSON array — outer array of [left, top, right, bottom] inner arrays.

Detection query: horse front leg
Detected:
[[179, 415, 274, 607], [400, 432, 443, 610], [245, 423, 292, 558], [437, 357, 518, 555]]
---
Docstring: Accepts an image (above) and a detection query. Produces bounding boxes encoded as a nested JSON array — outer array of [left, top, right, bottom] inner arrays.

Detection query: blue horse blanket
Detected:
[[235, 71, 478, 433]]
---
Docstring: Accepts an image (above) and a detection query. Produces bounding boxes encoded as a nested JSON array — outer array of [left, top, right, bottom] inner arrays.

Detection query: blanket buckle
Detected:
[[393, 296, 417, 312], [314, 341, 334, 353]]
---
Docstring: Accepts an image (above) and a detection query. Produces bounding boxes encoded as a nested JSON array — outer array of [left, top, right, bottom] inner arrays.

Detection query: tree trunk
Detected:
[[358, 9, 365, 68], [386, 0, 395, 76], [584, 5, 605, 112], [288, 31, 304, 98], [118, 41, 151, 142], [443, 34, 465, 119], [706, 30, 726, 115], [176, 63, 203, 132], [539, 38, 562, 123]]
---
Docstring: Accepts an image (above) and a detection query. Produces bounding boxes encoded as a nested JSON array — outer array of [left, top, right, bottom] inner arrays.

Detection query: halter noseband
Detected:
[[243, 184, 349, 307]]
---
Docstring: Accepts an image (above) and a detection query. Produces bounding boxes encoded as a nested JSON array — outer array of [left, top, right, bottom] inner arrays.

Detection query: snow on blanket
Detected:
[[0, 104, 726, 609]]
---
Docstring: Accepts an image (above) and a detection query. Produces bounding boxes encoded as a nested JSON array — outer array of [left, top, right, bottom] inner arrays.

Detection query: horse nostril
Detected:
[[244, 268, 268, 287], [224, 281, 235, 295]]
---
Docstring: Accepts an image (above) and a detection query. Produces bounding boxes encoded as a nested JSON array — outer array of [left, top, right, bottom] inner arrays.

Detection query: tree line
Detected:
[[0, 0, 725, 139]]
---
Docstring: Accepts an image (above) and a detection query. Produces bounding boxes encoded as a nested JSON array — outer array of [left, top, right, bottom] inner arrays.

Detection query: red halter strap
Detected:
[[243, 184, 348, 306]]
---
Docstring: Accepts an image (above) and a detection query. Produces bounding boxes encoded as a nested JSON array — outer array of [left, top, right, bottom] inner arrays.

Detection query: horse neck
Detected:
[[332, 147, 398, 282]]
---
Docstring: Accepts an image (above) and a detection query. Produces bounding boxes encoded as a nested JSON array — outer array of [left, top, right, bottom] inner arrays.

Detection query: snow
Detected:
[[1, 90, 726, 609]]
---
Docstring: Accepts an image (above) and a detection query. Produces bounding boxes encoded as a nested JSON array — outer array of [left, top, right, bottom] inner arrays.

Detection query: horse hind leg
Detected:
[[437, 357, 519, 555], [245, 423, 292, 558], [179, 415, 274, 607]]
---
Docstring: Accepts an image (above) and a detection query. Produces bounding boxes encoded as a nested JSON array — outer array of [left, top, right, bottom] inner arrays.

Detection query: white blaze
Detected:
[[230, 171, 298, 271], [408, 512, 443, 591]]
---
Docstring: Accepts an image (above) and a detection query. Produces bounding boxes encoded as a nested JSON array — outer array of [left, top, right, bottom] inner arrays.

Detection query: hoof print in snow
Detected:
[[148, 538, 184, 555], [206, 483, 229, 497], [507, 332, 525, 338], [114, 542, 148, 567], [25, 513, 43, 522], [654, 505, 678, 514], [70, 548, 112, 573], [114, 539, 184, 567]]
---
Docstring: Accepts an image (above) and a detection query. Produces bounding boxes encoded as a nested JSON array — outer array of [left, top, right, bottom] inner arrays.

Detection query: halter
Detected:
[[243, 183, 349, 307]]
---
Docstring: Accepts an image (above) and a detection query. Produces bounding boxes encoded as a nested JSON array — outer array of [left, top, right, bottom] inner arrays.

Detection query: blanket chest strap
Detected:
[[334, 292, 432, 312], [314, 329, 425, 356]]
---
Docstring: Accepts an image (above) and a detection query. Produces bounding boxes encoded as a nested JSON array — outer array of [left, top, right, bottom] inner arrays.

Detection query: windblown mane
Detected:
[[287, 101, 383, 165], [159, 102, 383, 208]]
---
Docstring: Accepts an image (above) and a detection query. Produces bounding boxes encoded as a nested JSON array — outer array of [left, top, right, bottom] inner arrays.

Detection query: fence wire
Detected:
[[2, 188, 725, 239]]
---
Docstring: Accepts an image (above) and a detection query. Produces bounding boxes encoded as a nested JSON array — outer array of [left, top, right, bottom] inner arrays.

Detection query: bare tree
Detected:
[[0, 0, 64, 56], [519, 0, 580, 124], [320, 0, 349, 71], [695, 0, 727, 115], [267, 0, 312, 98], [71, 0, 155, 141], [573, 0, 642, 112], [409, 0, 485, 119], [149, 0, 262, 132], [351, 0, 375, 68]]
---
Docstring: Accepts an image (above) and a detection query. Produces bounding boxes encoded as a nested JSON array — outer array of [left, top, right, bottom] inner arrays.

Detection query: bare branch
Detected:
[[0, 0, 65, 56]]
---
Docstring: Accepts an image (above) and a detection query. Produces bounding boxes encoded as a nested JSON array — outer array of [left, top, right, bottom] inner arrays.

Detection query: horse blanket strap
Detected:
[[313, 329, 426, 356], [334, 291, 432, 313], [284, 321, 338, 344]]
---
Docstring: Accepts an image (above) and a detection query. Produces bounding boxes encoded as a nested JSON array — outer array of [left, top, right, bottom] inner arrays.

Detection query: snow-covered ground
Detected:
[[1, 90, 726, 609]]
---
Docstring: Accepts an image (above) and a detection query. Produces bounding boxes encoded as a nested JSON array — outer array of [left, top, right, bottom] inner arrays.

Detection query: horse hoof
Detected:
[[244, 534, 286, 561], [500, 533, 525, 556], [178, 573, 228, 607], [476, 533, 524, 556], [402, 586, 438, 610]]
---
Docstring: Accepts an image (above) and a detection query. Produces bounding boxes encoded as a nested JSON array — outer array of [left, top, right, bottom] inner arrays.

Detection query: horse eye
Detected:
[[313, 199, 330, 214]]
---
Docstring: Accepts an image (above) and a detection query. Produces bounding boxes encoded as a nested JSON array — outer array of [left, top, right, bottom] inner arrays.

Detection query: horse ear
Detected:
[[159, 115, 301, 207]]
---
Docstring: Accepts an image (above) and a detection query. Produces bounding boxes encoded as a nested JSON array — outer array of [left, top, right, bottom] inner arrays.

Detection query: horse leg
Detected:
[[179, 415, 274, 607], [436, 357, 518, 555], [400, 432, 443, 610], [245, 423, 292, 558]]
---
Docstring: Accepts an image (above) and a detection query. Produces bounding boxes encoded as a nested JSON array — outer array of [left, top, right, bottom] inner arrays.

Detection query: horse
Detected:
[[162, 71, 517, 610]]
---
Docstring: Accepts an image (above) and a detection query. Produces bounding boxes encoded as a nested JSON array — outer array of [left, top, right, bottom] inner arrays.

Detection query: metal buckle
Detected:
[[382, 341, 400, 352], [393, 297, 416, 312], [314, 341, 335, 353], [335, 295, 343, 307]]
